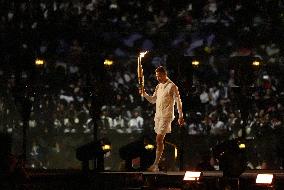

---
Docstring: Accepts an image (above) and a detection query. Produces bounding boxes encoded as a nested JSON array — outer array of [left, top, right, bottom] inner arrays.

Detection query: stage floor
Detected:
[[24, 169, 284, 190]]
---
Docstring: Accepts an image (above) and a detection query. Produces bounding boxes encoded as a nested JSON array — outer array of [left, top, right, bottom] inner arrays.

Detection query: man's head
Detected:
[[155, 66, 168, 84]]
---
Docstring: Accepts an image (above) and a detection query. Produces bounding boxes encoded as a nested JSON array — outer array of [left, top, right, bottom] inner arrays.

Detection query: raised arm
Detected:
[[142, 85, 158, 104]]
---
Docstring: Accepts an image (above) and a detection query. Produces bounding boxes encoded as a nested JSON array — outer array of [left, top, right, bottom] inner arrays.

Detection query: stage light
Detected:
[[76, 138, 111, 171], [263, 75, 269, 80], [165, 141, 178, 159], [192, 60, 200, 66], [252, 60, 260, 66], [183, 171, 201, 181], [104, 59, 113, 66], [145, 144, 154, 150], [35, 59, 44, 65], [256, 174, 274, 185], [102, 144, 111, 151], [238, 143, 246, 149], [183, 171, 203, 190], [174, 147, 178, 159], [212, 139, 247, 178], [119, 136, 155, 171]]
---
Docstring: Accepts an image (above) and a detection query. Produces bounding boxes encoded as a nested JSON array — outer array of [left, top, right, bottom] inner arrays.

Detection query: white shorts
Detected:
[[154, 118, 172, 135]]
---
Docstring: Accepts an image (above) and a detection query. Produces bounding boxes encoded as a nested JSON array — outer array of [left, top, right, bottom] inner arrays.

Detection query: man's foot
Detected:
[[147, 165, 159, 172]]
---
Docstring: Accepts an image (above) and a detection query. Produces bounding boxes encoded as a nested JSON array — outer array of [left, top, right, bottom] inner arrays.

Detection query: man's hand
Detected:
[[178, 117, 185, 126], [139, 87, 145, 96]]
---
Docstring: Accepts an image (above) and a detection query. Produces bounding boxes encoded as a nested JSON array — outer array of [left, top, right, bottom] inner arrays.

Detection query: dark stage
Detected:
[[5, 169, 283, 190]]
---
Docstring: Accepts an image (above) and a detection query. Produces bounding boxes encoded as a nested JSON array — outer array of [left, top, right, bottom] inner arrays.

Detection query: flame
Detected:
[[139, 51, 148, 58]]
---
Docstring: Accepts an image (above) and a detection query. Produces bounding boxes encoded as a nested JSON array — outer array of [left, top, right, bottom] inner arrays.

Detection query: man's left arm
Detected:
[[173, 85, 185, 126]]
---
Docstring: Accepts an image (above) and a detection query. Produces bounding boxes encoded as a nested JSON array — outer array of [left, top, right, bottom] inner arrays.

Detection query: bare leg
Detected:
[[154, 134, 165, 165], [148, 133, 165, 171]]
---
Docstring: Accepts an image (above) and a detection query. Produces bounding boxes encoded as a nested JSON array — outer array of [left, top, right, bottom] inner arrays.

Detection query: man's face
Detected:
[[156, 72, 167, 83]]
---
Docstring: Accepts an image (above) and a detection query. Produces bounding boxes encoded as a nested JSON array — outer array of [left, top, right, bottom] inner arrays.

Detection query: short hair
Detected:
[[155, 66, 167, 75]]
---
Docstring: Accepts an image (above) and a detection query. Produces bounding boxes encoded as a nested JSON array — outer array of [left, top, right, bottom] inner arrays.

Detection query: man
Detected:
[[141, 66, 184, 172]]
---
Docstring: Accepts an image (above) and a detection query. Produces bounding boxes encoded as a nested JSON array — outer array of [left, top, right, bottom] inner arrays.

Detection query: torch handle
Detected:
[[137, 56, 144, 95], [138, 77, 144, 94]]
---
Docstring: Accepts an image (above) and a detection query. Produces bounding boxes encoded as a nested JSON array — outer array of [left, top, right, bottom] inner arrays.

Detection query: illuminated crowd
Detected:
[[0, 0, 283, 170]]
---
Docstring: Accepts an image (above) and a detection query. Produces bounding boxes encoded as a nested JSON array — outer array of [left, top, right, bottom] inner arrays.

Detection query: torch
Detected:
[[137, 51, 148, 94]]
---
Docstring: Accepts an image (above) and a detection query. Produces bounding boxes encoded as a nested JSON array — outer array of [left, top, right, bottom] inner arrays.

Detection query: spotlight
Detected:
[[102, 144, 111, 151], [145, 144, 154, 150], [256, 174, 274, 185], [183, 171, 201, 181], [76, 138, 111, 158], [212, 139, 247, 178], [192, 60, 200, 66], [35, 58, 44, 66], [252, 60, 260, 66], [263, 75, 269, 80], [174, 147, 178, 159], [76, 138, 111, 171], [119, 135, 155, 171], [183, 171, 204, 190], [238, 143, 246, 149], [165, 141, 178, 160], [104, 59, 113, 66]]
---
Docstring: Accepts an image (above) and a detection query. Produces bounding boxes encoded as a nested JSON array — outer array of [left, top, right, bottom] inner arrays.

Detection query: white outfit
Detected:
[[144, 79, 183, 134]]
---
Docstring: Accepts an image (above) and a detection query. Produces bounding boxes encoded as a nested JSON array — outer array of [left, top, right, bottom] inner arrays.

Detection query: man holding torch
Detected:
[[138, 56, 184, 172]]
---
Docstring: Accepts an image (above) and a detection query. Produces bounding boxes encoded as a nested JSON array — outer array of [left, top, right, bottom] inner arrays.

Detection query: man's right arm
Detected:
[[141, 85, 158, 104]]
